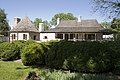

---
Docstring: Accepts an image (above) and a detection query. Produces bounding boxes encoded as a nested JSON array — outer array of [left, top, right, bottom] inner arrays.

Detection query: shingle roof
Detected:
[[42, 19, 114, 33], [57, 19, 102, 28], [10, 16, 39, 32]]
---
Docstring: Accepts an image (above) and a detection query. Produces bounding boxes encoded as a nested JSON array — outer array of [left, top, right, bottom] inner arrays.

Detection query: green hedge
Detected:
[[46, 41, 119, 73], [21, 42, 49, 66], [0, 42, 20, 61]]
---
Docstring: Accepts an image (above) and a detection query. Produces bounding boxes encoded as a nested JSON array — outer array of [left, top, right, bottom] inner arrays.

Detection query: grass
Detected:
[[0, 60, 119, 80], [0, 60, 42, 80]]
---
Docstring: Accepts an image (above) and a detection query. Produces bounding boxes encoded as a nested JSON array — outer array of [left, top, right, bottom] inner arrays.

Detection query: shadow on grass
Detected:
[[16, 66, 30, 70]]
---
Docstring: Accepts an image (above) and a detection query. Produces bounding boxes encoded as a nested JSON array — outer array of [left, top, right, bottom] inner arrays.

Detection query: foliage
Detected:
[[101, 22, 111, 29], [21, 43, 46, 66], [0, 61, 118, 80], [0, 42, 11, 59], [0, 40, 4, 44], [91, 0, 120, 19], [1, 42, 20, 61], [33, 18, 50, 30], [24, 40, 37, 45], [39, 70, 117, 80], [46, 41, 118, 73], [111, 18, 120, 31], [43, 20, 50, 30], [33, 18, 42, 30], [0, 8, 10, 36], [50, 13, 77, 26]]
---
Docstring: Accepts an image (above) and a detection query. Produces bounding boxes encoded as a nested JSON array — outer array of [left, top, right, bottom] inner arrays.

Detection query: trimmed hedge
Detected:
[[0, 42, 20, 61], [21, 43, 49, 66], [46, 40, 119, 73]]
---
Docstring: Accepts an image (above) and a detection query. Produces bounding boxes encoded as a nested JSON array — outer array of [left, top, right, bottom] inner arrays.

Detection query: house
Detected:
[[40, 16, 115, 42], [9, 16, 115, 42], [10, 17, 40, 42]]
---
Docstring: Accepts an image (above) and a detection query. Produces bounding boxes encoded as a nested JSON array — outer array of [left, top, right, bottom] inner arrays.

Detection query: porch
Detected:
[[55, 33, 114, 41]]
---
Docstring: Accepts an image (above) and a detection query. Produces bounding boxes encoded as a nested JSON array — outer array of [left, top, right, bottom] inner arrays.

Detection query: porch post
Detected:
[[95, 33, 97, 41], [82, 33, 85, 40], [63, 33, 65, 40], [68, 33, 70, 40]]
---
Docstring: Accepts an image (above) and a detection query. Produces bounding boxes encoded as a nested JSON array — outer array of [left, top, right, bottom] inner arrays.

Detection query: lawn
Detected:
[[0, 60, 119, 80], [0, 60, 42, 80]]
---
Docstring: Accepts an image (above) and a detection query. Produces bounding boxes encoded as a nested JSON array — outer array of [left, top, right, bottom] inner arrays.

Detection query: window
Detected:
[[23, 34, 27, 40], [44, 36, 47, 39], [56, 34, 63, 39], [12, 34, 16, 40], [85, 34, 95, 40]]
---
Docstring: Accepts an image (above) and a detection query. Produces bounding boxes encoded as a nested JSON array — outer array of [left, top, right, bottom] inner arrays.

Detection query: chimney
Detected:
[[57, 18, 60, 25], [77, 15, 81, 22], [14, 17, 21, 27], [39, 23, 44, 32]]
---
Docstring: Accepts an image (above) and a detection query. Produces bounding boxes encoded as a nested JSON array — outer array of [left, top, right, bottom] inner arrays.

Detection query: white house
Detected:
[[40, 17, 115, 42], [9, 16, 115, 42], [10, 17, 40, 42]]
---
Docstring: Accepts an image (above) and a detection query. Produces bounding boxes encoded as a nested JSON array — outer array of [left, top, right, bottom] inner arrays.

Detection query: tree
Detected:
[[91, 0, 120, 18], [34, 18, 50, 30], [33, 18, 42, 30], [0, 8, 10, 36], [43, 20, 50, 30], [111, 18, 120, 31], [101, 22, 111, 29], [50, 13, 77, 26]]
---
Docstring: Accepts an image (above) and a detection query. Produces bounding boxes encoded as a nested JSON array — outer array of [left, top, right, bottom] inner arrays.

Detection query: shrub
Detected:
[[0, 40, 4, 44], [24, 40, 37, 45], [46, 41, 117, 73], [21, 43, 46, 66], [1, 42, 20, 61], [12, 40, 26, 56], [0, 42, 11, 59]]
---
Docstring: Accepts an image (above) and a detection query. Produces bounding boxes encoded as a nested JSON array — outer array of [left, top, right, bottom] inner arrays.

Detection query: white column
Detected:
[[68, 33, 70, 40], [63, 33, 65, 40], [95, 33, 97, 41]]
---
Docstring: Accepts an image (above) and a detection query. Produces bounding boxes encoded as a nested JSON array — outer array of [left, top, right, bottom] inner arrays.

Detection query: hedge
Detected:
[[46, 40, 119, 73], [0, 42, 20, 61], [21, 42, 49, 66]]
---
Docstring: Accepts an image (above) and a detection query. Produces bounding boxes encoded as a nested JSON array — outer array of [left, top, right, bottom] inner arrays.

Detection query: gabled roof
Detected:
[[10, 16, 39, 33], [57, 19, 102, 28], [42, 19, 114, 33]]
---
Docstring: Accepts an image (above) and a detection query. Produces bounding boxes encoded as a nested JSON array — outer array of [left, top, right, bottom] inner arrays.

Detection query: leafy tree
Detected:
[[111, 18, 120, 31], [50, 13, 77, 26], [101, 22, 111, 29], [43, 20, 50, 30], [0, 8, 10, 36], [33, 18, 42, 30], [91, 0, 120, 18], [34, 18, 50, 30]]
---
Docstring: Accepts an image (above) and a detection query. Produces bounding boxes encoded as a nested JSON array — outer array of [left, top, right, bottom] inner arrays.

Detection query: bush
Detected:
[[0, 40, 4, 44], [21, 43, 47, 66], [46, 41, 117, 73], [0, 42, 20, 61], [0, 42, 11, 59], [12, 40, 26, 56]]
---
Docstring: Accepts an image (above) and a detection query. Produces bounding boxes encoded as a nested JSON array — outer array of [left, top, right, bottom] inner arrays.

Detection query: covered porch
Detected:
[[55, 32, 114, 41]]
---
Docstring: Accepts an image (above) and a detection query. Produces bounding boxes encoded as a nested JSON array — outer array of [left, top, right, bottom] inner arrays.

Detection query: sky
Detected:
[[0, 0, 107, 27]]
